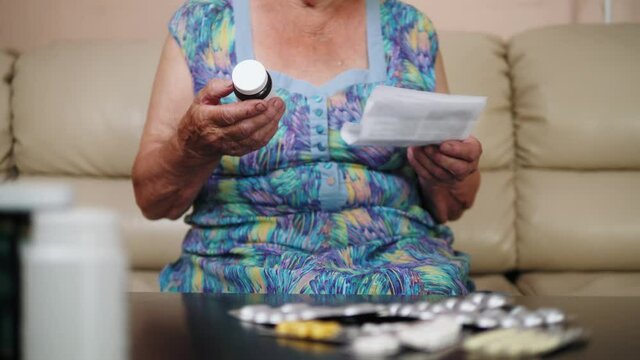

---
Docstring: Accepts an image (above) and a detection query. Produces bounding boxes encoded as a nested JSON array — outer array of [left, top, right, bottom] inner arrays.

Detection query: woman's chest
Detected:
[[252, 31, 368, 88]]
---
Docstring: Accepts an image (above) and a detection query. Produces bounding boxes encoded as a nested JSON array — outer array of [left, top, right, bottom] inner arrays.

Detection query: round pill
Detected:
[[238, 305, 271, 321], [398, 304, 416, 317], [398, 317, 462, 352], [388, 303, 403, 316], [499, 315, 523, 328], [430, 303, 449, 314], [486, 294, 510, 309], [444, 298, 460, 310], [300, 308, 321, 320], [537, 308, 566, 325], [520, 313, 544, 328], [476, 315, 500, 329], [352, 335, 401, 357], [457, 299, 479, 313], [280, 303, 309, 313], [416, 302, 431, 311], [254, 310, 272, 324], [454, 313, 476, 326], [268, 312, 285, 325], [419, 311, 436, 321], [344, 303, 377, 316], [469, 293, 487, 305]]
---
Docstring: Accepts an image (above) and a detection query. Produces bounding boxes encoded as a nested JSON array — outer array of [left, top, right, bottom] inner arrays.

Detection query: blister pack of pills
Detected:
[[229, 292, 587, 358]]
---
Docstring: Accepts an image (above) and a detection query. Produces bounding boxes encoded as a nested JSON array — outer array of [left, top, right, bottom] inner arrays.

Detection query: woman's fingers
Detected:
[[236, 115, 281, 153], [222, 98, 284, 141], [439, 137, 482, 163], [409, 146, 456, 184], [424, 146, 475, 181], [204, 99, 268, 127], [410, 137, 483, 186], [407, 147, 430, 180], [195, 79, 235, 105]]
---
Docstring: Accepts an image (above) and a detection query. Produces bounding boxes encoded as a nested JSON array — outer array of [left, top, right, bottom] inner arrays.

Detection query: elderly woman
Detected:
[[133, 0, 482, 295]]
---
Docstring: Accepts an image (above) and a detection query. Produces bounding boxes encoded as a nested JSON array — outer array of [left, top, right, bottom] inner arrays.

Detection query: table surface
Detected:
[[130, 293, 640, 360]]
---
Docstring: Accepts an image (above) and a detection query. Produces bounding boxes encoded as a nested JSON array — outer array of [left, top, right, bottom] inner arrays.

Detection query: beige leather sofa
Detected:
[[2, 24, 639, 295]]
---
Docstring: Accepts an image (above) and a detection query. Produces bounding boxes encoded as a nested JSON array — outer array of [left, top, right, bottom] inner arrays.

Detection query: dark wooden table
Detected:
[[130, 293, 640, 359]]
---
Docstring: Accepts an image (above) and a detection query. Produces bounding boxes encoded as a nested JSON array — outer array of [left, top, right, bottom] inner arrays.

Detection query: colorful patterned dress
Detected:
[[159, 0, 474, 295]]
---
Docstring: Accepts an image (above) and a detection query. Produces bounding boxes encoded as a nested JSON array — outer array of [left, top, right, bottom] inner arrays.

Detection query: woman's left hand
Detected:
[[407, 136, 482, 186]]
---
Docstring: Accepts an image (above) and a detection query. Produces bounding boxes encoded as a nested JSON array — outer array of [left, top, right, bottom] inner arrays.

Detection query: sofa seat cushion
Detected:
[[517, 272, 640, 296], [129, 271, 521, 295]]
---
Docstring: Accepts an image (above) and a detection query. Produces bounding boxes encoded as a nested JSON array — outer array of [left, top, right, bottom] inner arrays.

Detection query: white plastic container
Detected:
[[0, 182, 73, 360], [232, 59, 274, 101], [22, 208, 127, 360]]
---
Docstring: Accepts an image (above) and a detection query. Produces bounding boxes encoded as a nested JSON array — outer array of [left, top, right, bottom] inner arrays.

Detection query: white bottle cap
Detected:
[[0, 182, 73, 212], [33, 208, 120, 249], [232, 60, 269, 96]]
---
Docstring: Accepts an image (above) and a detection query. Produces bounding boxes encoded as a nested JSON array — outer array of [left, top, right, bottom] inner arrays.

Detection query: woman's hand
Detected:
[[407, 136, 482, 187], [407, 136, 483, 223], [133, 36, 287, 221], [177, 78, 285, 160]]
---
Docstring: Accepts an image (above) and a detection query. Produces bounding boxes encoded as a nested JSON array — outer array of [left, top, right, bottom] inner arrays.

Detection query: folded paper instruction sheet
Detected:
[[340, 86, 487, 147]]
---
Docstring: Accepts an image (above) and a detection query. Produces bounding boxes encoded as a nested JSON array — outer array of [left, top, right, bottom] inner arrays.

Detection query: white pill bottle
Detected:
[[22, 209, 127, 360], [232, 60, 274, 101]]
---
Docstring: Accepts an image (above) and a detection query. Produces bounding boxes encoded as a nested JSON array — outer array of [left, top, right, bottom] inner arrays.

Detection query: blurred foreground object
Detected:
[[0, 183, 72, 360], [22, 208, 127, 360], [0, 183, 127, 360]]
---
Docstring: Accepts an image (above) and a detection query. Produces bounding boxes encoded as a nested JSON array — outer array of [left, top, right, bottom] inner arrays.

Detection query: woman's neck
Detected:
[[259, 0, 361, 37], [250, 0, 368, 86]]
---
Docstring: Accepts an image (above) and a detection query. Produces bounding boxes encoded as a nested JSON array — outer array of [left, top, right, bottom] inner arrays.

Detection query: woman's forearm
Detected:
[[419, 170, 480, 224], [132, 133, 221, 220]]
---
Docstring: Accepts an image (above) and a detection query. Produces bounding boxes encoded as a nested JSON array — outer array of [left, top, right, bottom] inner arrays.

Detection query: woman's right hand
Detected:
[[134, 36, 286, 220], [177, 78, 285, 160]]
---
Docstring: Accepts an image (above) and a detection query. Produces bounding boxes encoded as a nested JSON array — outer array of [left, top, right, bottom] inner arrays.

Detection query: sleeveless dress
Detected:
[[159, 0, 474, 295]]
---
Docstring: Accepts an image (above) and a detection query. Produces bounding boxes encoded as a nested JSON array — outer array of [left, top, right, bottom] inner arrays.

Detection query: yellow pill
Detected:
[[309, 322, 341, 340], [275, 322, 293, 335], [276, 321, 342, 340], [292, 323, 312, 338]]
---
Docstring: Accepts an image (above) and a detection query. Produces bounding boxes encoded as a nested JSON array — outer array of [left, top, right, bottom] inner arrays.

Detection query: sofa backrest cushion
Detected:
[[12, 41, 163, 177], [0, 51, 14, 173], [441, 32, 516, 273], [511, 25, 640, 271], [511, 25, 640, 169]]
